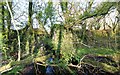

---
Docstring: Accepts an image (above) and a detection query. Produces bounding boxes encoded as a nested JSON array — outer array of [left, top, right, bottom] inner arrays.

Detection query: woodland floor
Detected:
[[1, 48, 120, 75]]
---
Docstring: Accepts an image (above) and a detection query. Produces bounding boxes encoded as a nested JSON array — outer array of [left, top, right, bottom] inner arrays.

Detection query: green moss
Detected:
[[83, 60, 118, 73], [77, 48, 117, 57]]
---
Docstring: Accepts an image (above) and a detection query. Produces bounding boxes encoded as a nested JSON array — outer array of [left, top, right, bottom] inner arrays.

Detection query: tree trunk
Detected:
[[56, 25, 62, 60], [27, 1, 35, 54], [1, 3, 5, 47], [7, 2, 12, 48]]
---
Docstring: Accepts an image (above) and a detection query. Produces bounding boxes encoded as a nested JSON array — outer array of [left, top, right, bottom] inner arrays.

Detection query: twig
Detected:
[[77, 55, 87, 68], [68, 55, 87, 69], [14, 12, 25, 20], [0, 63, 12, 74], [0, 67, 13, 74], [80, 42, 91, 48]]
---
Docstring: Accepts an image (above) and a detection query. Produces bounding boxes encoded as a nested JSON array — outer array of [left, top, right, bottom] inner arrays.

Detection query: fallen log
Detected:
[[0, 54, 51, 74], [0, 56, 33, 74], [0, 64, 12, 74]]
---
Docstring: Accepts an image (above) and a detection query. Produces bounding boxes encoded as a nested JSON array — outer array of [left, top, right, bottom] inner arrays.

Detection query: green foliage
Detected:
[[76, 48, 117, 59], [43, 36, 53, 47], [37, 1, 54, 24], [96, 2, 116, 15], [60, 1, 68, 12], [80, 2, 116, 20], [37, 11, 42, 19], [52, 28, 75, 63], [45, 2, 53, 18]]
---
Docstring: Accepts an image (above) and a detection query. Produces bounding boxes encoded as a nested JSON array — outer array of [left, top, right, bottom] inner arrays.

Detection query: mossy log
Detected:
[[0, 54, 50, 74], [81, 54, 120, 73]]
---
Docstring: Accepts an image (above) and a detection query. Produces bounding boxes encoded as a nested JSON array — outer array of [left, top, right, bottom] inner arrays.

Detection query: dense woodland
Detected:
[[0, 0, 120, 75]]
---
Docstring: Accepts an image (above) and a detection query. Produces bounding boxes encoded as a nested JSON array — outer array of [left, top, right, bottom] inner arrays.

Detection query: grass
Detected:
[[76, 48, 118, 57]]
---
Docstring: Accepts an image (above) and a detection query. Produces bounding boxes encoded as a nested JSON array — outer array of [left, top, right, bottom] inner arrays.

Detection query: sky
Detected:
[[10, 0, 28, 30], [10, 0, 119, 31]]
